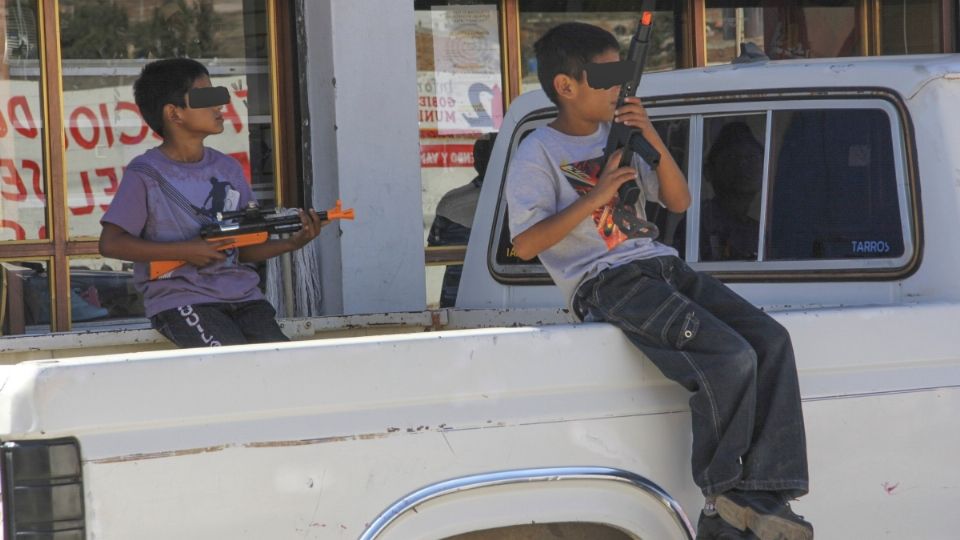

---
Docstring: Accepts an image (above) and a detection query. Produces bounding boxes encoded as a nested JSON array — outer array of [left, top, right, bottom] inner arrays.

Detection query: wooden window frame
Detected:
[[1, 0, 297, 333]]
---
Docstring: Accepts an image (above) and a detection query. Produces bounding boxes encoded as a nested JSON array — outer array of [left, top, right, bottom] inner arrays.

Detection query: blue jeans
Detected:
[[575, 256, 808, 498], [151, 300, 289, 348]]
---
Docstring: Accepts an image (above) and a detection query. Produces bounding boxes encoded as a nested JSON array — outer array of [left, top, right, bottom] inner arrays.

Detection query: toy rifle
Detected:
[[592, 1, 661, 238], [149, 200, 355, 280]]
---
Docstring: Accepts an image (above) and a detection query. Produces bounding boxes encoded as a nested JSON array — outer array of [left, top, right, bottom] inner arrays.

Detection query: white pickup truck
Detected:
[[2, 55, 959, 540]]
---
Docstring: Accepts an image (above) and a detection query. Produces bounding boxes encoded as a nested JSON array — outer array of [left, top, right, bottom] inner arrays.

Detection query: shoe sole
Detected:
[[715, 496, 813, 540]]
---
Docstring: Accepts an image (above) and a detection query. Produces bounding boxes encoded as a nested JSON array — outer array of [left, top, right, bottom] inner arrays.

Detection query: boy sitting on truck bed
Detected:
[[505, 23, 812, 540], [99, 58, 325, 348]]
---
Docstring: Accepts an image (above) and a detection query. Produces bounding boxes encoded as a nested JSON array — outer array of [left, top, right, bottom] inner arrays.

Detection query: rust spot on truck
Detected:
[[89, 444, 230, 464]]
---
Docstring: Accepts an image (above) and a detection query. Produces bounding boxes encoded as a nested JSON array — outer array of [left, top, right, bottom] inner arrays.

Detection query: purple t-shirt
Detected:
[[102, 147, 263, 317]]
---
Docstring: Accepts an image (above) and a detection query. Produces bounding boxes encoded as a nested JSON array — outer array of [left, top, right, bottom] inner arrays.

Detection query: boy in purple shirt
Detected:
[[100, 58, 324, 347]]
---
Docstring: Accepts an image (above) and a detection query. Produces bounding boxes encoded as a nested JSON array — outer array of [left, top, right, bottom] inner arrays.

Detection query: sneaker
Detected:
[[697, 510, 758, 539], [715, 490, 813, 540]]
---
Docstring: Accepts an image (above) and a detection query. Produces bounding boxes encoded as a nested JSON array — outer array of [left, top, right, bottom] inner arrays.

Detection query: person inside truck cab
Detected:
[[504, 22, 812, 540], [428, 133, 497, 307], [99, 58, 326, 348]]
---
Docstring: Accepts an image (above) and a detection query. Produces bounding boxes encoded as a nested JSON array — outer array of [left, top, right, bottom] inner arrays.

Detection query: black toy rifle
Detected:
[[149, 200, 355, 280], [601, 1, 661, 207]]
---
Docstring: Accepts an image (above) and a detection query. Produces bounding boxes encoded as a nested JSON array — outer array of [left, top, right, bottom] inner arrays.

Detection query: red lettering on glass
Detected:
[[0, 106, 7, 138], [22, 159, 44, 203], [38, 225, 47, 239], [99, 103, 115, 148], [116, 101, 149, 145], [0, 159, 28, 202], [71, 171, 96, 215], [1, 220, 26, 241], [69, 106, 100, 150], [8, 96, 38, 139], [96, 167, 119, 211]]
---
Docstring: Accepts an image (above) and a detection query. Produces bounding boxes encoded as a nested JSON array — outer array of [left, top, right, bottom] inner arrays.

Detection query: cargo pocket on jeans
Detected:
[[675, 310, 699, 349]]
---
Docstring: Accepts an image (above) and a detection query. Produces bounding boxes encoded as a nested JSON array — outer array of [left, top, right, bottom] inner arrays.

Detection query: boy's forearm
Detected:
[[512, 193, 603, 260]]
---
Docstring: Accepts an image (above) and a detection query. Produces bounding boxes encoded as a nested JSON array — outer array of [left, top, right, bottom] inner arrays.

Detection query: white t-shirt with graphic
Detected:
[[505, 123, 677, 305]]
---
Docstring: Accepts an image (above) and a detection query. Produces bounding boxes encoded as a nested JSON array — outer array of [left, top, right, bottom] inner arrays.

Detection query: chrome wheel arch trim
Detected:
[[359, 466, 696, 540]]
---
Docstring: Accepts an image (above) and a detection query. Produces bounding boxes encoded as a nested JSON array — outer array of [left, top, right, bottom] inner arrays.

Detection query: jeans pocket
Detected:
[[674, 310, 700, 349]]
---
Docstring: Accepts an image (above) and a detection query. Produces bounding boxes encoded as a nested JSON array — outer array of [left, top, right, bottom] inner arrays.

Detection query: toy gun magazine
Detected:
[[149, 200, 355, 280]]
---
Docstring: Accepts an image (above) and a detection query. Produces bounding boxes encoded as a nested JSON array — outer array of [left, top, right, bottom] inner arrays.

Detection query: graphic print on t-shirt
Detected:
[[201, 176, 240, 216], [196, 176, 241, 266], [560, 154, 653, 250]]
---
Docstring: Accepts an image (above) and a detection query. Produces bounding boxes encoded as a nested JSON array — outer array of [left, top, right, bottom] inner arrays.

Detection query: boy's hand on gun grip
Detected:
[[591, 148, 638, 207], [613, 96, 655, 133], [181, 237, 232, 267], [288, 208, 326, 249]]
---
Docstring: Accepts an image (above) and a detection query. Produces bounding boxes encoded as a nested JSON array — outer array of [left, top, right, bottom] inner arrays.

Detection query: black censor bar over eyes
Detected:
[[187, 86, 230, 108], [585, 60, 637, 90]]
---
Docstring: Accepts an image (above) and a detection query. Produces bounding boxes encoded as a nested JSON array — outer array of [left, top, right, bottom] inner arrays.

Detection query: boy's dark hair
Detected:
[[534, 22, 620, 105], [134, 58, 209, 137]]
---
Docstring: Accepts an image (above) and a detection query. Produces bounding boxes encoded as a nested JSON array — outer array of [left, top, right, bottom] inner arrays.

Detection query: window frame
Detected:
[[488, 87, 921, 286]]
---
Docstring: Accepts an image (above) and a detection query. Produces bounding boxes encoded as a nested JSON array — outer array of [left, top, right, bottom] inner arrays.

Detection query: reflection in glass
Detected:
[[0, 260, 52, 335], [648, 118, 689, 256], [57, 0, 276, 239], [879, 0, 943, 55], [1, 0, 48, 242], [68, 257, 145, 328], [700, 114, 766, 262], [519, 1, 683, 93], [704, 1, 859, 65], [415, 1, 503, 307]]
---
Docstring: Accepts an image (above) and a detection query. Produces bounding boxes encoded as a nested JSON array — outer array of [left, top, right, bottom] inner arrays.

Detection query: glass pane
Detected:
[[519, 1, 683, 94], [648, 117, 689, 256], [68, 256, 145, 328], [879, 0, 943, 54], [700, 114, 766, 262], [1, 0, 48, 242], [766, 109, 904, 261], [58, 0, 277, 239], [704, 1, 860, 65], [1, 260, 52, 335], [415, 1, 503, 307]]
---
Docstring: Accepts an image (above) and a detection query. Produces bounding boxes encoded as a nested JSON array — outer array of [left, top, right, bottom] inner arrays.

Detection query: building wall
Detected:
[[302, 0, 426, 314]]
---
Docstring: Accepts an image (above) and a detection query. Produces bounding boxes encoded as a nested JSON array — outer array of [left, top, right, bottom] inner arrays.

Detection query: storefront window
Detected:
[[415, 0, 503, 307], [704, 1, 860, 64], [519, 0, 684, 94], [1, 0, 287, 333], [1, 0, 46, 242], [879, 0, 943, 55], [1, 260, 52, 335], [68, 256, 144, 328]]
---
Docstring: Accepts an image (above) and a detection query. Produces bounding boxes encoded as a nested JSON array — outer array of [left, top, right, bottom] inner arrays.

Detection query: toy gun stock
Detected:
[[602, 0, 661, 207], [149, 200, 355, 280]]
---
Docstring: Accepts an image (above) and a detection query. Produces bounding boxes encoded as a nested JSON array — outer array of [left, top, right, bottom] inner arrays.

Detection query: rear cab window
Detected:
[[490, 90, 918, 284]]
